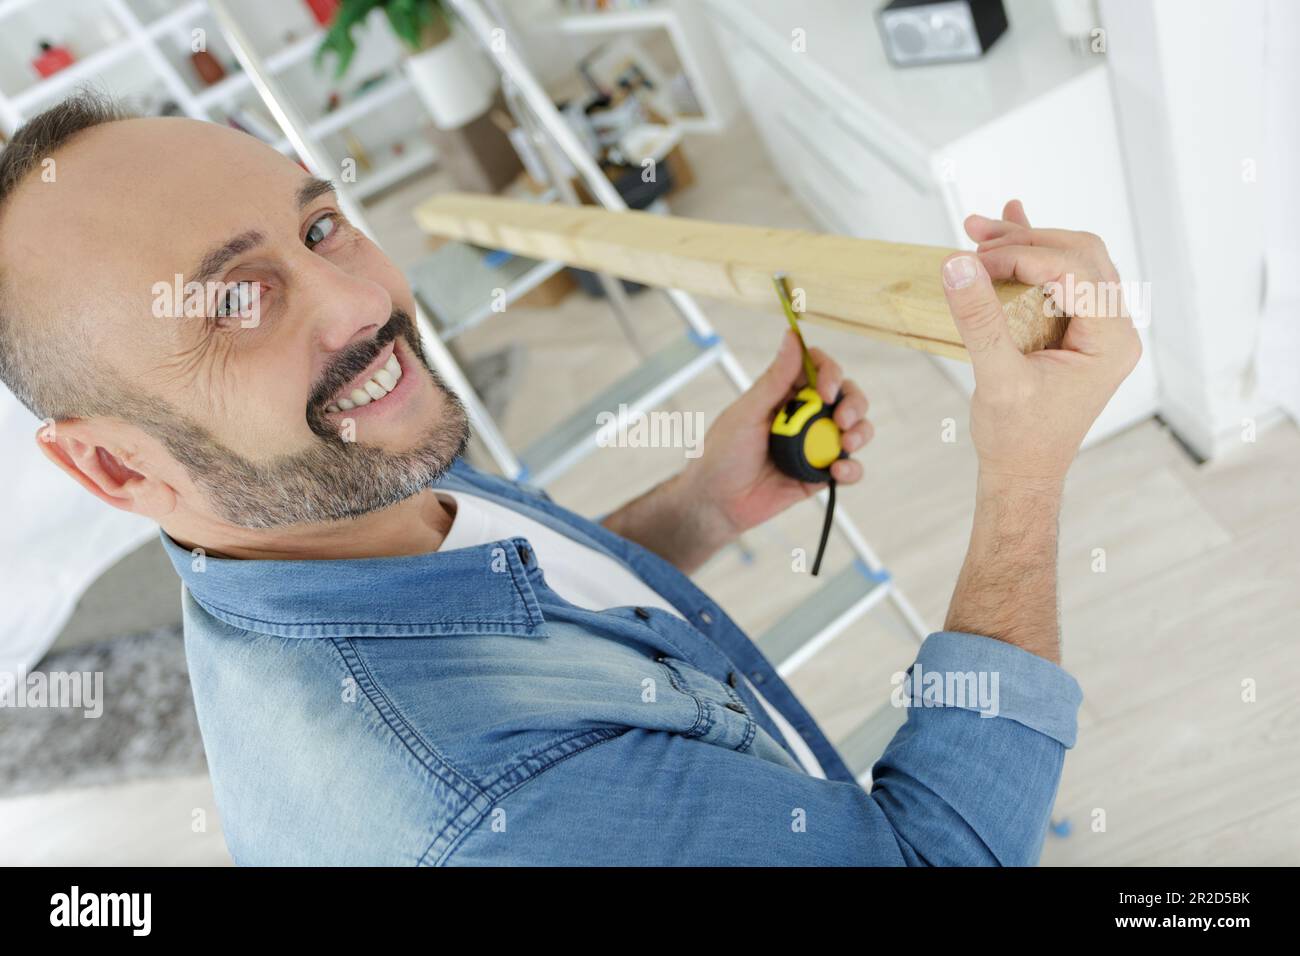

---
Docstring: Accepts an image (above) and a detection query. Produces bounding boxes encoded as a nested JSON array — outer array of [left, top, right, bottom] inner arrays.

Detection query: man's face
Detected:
[[3, 117, 468, 528]]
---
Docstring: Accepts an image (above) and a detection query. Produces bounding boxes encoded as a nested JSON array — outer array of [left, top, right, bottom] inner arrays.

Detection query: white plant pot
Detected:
[[404, 31, 494, 130]]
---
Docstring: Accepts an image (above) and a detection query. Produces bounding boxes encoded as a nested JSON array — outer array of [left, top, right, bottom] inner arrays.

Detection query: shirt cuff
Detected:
[[906, 630, 1083, 748]]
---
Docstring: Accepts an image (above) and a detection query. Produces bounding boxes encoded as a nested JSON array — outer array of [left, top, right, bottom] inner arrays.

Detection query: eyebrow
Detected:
[[188, 229, 265, 290], [185, 179, 338, 288], [297, 177, 336, 209]]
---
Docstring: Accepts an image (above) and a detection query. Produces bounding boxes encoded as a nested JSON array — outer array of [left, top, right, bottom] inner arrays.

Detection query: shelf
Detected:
[[3, 0, 203, 112], [142, 0, 206, 37], [195, 28, 324, 111], [11, 37, 142, 113], [263, 73, 415, 153], [352, 140, 439, 200], [548, 3, 674, 35], [311, 73, 412, 139]]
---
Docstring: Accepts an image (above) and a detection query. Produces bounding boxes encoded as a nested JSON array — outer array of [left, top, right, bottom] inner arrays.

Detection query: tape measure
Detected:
[[770, 386, 843, 483], [769, 274, 845, 576]]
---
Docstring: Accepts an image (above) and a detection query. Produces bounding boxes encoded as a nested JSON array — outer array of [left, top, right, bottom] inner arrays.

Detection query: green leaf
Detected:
[[314, 0, 386, 79]]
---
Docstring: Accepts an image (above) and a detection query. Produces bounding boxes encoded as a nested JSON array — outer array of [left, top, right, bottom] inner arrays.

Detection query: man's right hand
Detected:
[[939, 199, 1142, 490]]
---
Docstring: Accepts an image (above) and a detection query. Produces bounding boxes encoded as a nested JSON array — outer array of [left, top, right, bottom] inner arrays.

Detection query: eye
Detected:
[[214, 281, 258, 323], [305, 213, 337, 249]]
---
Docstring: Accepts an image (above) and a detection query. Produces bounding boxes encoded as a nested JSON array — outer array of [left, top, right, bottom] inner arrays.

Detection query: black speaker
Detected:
[[877, 0, 1009, 66]]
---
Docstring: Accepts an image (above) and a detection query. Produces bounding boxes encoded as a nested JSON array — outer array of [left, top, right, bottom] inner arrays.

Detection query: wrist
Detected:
[[975, 469, 1065, 508], [667, 466, 742, 549]]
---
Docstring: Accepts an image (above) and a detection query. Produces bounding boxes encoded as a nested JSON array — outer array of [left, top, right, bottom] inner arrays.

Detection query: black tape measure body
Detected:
[[769, 386, 845, 483]]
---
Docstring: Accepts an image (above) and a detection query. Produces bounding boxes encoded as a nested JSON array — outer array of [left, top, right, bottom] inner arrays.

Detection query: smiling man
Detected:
[[0, 94, 1139, 865]]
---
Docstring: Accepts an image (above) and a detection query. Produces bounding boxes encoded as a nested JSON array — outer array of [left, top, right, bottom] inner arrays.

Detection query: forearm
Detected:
[[601, 471, 735, 575], [944, 473, 1064, 663]]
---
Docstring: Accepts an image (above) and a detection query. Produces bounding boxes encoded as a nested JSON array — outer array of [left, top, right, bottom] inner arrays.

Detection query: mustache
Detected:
[[305, 309, 418, 436]]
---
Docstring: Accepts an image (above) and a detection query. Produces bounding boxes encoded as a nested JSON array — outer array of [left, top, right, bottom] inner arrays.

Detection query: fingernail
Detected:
[[943, 254, 980, 290]]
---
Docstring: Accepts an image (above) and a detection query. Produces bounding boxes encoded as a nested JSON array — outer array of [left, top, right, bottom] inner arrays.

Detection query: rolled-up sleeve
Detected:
[[869, 630, 1083, 865], [444, 631, 1082, 866]]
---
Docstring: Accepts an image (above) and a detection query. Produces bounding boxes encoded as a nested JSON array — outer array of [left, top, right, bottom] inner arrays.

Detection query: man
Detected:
[[0, 94, 1139, 865]]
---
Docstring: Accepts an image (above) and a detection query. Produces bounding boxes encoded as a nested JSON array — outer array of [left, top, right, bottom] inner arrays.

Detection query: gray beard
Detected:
[[130, 310, 470, 529]]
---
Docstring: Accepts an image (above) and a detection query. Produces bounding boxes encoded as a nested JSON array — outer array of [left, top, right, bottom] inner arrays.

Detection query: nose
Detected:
[[300, 251, 394, 355]]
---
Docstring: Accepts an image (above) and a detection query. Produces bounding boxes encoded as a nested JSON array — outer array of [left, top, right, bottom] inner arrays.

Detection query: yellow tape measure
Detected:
[[768, 273, 845, 576], [768, 274, 845, 485]]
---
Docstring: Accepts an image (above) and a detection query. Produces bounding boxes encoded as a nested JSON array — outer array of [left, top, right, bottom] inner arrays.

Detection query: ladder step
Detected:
[[520, 334, 722, 487], [838, 700, 907, 783], [754, 560, 891, 676], [407, 240, 565, 340]]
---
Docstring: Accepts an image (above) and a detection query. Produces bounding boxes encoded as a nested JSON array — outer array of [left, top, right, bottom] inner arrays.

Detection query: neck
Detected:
[[163, 489, 456, 561]]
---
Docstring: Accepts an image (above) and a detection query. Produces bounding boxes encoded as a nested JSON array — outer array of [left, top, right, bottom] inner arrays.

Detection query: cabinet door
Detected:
[[722, 38, 949, 244]]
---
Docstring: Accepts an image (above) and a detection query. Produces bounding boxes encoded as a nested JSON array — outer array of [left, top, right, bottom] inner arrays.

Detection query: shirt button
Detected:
[[634, 607, 651, 620], [725, 702, 746, 714], [726, 671, 738, 688], [699, 610, 714, 625], [517, 543, 532, 565]]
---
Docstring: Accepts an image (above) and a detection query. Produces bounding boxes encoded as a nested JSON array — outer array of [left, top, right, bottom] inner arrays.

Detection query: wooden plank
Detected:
[[414, 193, 1068, 360]]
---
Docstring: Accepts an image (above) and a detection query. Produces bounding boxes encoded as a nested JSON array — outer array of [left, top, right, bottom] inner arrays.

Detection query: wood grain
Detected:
[[415, 192, 1069, 361]]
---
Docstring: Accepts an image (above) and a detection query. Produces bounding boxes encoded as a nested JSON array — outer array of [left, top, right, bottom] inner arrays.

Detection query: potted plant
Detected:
[[316, 0, 495, 130]]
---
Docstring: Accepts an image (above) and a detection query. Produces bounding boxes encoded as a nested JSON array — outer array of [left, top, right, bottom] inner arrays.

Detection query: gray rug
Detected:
[[0, 626, 206, 798]]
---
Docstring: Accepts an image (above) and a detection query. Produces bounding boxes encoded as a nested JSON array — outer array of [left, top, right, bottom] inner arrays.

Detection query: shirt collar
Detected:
[[160, 527, 548, 640]]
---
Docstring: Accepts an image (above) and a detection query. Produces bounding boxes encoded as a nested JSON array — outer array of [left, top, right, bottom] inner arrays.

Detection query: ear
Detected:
[[35, 419, 177, 519]]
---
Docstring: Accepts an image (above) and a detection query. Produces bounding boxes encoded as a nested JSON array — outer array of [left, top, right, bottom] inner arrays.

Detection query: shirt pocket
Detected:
[[654, 655, 759, 755]]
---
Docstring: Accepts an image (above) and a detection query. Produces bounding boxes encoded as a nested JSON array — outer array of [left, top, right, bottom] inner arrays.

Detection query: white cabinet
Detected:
[[704, 0, 1159, 446]]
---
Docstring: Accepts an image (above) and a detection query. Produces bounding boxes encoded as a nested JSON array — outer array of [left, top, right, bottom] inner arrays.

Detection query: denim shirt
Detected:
[[161, 458, 1082, 866]]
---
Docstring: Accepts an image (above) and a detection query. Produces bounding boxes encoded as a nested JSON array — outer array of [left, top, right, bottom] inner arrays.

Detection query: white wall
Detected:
[[1101, 0, 1275, 459]]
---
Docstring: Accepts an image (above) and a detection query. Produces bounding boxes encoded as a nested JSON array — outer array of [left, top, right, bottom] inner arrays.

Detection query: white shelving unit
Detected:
[[0, 0, 440, 203], [533, 0, 737, 133]]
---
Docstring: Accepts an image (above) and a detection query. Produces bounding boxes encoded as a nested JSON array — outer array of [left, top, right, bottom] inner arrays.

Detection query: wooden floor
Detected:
[[4, 117, 1295, 866]]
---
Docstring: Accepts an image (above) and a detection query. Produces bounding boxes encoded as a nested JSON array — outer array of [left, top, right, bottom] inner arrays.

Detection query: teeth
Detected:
[[330, 351, 403, 411]]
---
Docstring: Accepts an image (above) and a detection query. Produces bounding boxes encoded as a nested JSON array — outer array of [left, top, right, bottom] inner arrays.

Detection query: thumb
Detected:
[[750, 329, 804, 408], [941, 253, 1024, 378]]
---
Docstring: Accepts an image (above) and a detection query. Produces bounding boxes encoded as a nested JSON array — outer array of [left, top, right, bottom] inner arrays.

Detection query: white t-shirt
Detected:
[[434, 490, 826, 779]]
